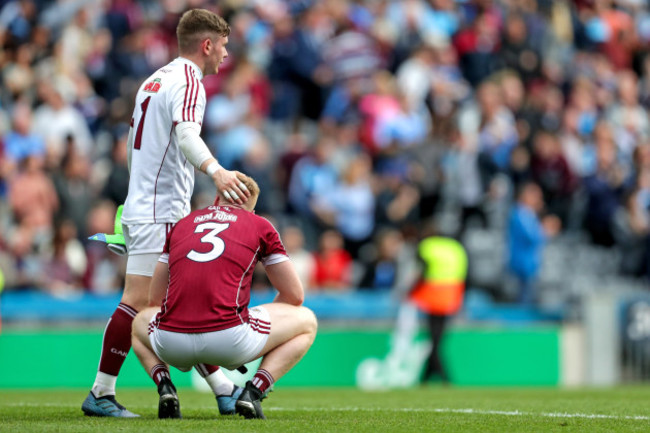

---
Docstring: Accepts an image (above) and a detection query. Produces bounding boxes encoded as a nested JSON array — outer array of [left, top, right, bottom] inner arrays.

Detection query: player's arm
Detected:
[[265, 260, 304, 306], [174, 122, 249, 203], [148, 259, 170, 307]]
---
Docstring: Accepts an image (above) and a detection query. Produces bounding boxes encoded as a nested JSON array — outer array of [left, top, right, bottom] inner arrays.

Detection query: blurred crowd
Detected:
[[2, 0, 650, 301]]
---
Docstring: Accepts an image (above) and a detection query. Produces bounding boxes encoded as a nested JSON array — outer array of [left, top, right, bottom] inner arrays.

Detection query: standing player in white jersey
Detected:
[[82, 9, 250, 418]]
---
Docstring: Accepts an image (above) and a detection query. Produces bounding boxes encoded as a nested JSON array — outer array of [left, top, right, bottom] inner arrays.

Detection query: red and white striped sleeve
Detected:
[[171, 65, 206, 126]]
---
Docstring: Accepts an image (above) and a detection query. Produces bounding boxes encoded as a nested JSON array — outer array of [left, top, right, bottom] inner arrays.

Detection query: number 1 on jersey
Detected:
[[134, 96, 151, 150], [187, 222, 230, 262]]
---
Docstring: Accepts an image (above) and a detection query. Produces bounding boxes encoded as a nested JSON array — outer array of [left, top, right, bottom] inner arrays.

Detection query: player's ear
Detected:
[[201, 38, 211, 55]]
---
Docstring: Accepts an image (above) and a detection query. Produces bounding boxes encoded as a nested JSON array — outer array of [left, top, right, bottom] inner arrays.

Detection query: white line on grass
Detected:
[[4, 403, 648, 421], [265, 407, 650, 421]]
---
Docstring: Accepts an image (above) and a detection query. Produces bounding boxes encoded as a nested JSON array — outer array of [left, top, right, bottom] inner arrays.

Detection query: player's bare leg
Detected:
[[257, 304, 318, 378], [236, 303, 317, 420], [82, 274, 150, 418], [132, 307, 181, 419]]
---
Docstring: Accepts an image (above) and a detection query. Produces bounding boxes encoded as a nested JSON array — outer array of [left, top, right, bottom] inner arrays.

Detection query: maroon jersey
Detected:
[[155, 205, 288, 333]]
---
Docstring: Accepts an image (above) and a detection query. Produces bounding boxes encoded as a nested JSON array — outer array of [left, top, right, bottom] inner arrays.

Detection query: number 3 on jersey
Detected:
[[187, 222, 230, 262]]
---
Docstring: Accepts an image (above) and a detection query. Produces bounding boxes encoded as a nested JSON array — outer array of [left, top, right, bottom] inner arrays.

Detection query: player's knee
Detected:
[[131, 311, 147, 339], [299, 306, 317, 337]]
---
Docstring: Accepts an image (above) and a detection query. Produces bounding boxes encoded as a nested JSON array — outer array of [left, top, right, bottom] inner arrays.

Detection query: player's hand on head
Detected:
[[213, 169, 250, 204]]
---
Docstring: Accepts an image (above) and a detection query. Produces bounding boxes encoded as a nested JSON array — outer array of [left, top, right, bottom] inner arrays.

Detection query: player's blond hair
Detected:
[[238, 173, 260, 201], [177, 9, 230, 54], [219, 173, 260, 211]]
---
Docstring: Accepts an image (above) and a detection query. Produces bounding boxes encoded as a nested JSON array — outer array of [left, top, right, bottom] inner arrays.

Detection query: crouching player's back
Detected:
[[132, 173, 317, 420]]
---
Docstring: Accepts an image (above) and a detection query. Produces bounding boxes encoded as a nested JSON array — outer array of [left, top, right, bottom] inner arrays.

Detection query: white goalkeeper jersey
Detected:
[[122, 57, 206, 224]]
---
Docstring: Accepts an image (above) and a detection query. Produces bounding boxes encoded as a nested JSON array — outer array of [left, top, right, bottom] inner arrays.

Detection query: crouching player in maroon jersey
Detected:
[[132, 174, 317, 420]]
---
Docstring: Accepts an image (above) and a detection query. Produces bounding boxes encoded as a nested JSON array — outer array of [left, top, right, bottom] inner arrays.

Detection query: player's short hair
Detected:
[[177, 9, 230, 54], [238, 173, 260, 201], [218, 173, 260, 211]]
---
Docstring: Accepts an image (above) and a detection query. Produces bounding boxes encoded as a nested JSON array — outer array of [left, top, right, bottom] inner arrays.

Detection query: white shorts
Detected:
[[123, 223, 173, 276], [149, 306, 271, 371]]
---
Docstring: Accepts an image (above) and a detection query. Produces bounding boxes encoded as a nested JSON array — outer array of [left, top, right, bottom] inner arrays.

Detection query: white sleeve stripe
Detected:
[[188, 69, 195, 122], [189, 71, 197, 122], [190, 70, 199, 122], [261, 253, 289, 266], [182, 65, 191, 122], [182, 66, 201, 123], [158, 253, 169, 264]]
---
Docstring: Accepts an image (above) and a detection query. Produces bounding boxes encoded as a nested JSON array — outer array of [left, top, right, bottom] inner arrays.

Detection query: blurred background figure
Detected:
[[506, 182, 560, 306], [311, 229, 352, 291], [409, 224, 467, 385], [281, 225, 315, 292]]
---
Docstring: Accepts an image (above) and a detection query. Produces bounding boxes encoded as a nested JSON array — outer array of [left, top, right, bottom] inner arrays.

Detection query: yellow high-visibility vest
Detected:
[[409, 237, 468, 315]]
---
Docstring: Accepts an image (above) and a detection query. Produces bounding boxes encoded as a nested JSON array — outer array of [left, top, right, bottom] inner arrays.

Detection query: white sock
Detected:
[[92, 372, 117, 397], [204, 369, 234, 396]]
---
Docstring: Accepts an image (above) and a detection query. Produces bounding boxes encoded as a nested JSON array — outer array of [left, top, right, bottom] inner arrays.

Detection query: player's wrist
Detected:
[[206, 161, 222, 177]]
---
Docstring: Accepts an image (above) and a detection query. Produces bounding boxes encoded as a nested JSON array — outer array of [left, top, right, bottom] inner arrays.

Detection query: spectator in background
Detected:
[[53, 139, 92, 238], [100, 127, 130, 207], [375, 173, 421, 231], [441, 127, 487, 234], [589, 0, 637, 70], [506, 182, 560, 306], [3, 102, 45, 171], [613, 188, 650, 278], [233, 139, 278, 216], [530, 131, 576, 226], [277, 132, 310, 204], [499, 13, 540, 85], [428, 42, 470, 129], [5, 225, 43, 290], [281, 225, 315, 292], [287, 135, 338, 244], [288, 2, 331, 121], [606, 70, 649, 162], [624, 144, 650, 195], [31, 80, 93, 165], [519, 84, 564, 149], [458, 80, 518, 191], [8, 154, 58, 243], [311, 229, 352, 291], [360, 229, 404, 291], [395, 44, 435, 111], [204, 70, 259, 169], [43, 219, 87, 296], [311, 153, 375, 258], [453, 11, 501, 87], [583, 127, 626, 247], [358, 70, 402, 156]]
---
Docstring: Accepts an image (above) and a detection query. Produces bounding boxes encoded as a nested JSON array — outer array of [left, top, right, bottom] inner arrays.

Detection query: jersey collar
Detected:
[[177, 57, 204, 81]]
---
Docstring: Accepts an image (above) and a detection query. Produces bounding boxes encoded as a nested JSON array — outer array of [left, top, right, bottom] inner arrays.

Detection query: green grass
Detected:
[[1, 387, 649, 432]]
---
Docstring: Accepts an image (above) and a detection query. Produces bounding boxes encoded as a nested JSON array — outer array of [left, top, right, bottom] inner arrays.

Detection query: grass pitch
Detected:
[[1, 386, 649, 432]]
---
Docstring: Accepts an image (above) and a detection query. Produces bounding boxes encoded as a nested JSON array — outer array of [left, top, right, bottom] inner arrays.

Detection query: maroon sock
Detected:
[[98, 303, 137, 376], [150, 364, 171, 387], [251, 369, 274, 394], [195, 363, 220, 378]]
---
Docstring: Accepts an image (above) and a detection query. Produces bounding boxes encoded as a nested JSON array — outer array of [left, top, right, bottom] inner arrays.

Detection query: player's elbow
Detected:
[[277, 287, 304, 306], [293, 291, 305, 306], [286, 291, 304, 306]]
